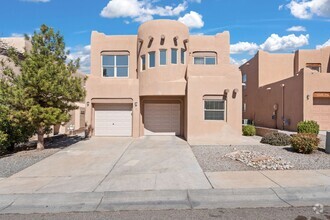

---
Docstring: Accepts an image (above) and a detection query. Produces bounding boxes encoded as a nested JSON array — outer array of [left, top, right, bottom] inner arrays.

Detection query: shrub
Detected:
[[242, 125, 256, 136], [260, 132, 291, 146], [291, 133, 320, 154], [297, 120, 319, 135], [0, 131, 8, 153]]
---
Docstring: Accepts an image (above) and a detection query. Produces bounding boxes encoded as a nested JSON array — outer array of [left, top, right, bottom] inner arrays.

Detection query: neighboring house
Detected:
[[0, 37, 31, 75], [240, 47, 330, 131], [0, 37, 86, 135], [86, 20, 242, 145]]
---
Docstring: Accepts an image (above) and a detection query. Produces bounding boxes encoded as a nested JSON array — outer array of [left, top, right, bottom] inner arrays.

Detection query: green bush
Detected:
[[297, 120, 319, 135], [260, 132, 291, 146], [0, 131, 8, 153], [291, 133, 320, 154], [242, 125, 256, 136]]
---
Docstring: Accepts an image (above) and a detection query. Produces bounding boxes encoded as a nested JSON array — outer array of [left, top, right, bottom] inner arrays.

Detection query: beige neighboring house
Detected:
[[0, 37, 86, 136], [86, 19, 242, 145], [240, 46, 330, 131]]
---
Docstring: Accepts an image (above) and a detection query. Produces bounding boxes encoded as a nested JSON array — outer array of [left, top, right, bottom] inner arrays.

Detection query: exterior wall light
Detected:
[[224, 89, 230, 94], [307, 95, 310, 100], [87, 101, 90, 106], [266, 87, 271, 90], [134, 102, 138, 107]]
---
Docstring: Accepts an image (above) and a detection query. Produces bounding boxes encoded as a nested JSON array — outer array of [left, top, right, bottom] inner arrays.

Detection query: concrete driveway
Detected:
[[0, 136, 211, 194]]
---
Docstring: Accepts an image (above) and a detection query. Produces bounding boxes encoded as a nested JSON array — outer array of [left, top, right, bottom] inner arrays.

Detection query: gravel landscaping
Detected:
[[192, 135, 330, 172], [0, 135, 82, 177]]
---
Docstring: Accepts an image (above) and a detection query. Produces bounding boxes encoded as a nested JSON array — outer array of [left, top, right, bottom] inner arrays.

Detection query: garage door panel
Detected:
[[94, 104, 132, 136], [312, 98, 330, 130], [144, 103, 181, 136]]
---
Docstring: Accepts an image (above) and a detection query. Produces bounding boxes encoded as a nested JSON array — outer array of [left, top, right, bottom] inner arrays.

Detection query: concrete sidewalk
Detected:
[[0, 186, 329, 214]]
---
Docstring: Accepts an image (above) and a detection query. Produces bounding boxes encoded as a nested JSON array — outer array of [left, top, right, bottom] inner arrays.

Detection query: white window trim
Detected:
[[159, 49, 167, 66], [204, 99, 226, 121], [148, 51, 156, 69], [141, 55, 146, 71], [194, 56, 217, 65], [101, 55, 129, 78], [171, 48, 178, 64]]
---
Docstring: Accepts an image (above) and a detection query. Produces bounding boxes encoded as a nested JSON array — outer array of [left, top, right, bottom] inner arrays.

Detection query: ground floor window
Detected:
[[204, 100, 225, 120]]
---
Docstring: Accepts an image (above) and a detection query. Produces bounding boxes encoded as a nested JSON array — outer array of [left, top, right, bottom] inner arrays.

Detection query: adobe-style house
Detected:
[[86, 19, 242, 144], [240, 46, 330, 131]]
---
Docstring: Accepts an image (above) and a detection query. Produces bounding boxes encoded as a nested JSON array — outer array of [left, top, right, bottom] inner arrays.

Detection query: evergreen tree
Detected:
[[0, 24, 86, 150]]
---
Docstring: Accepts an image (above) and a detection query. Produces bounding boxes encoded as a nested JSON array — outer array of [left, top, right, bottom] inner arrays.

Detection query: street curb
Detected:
[[0, 186, 329, 214]]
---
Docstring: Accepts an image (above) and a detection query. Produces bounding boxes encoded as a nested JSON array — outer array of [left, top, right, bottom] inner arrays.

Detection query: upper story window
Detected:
[[306, 63, 321, 72], [149, 51, 156, 68], [160, 49, 167, 65], [194, 57, 216, 65], [102, 55, 129, 78], [141, 55, 146, 71], [193, 51, 217, 65], [204, 99, 225, 120], [171, 48, 178, 64], [181, 49, 186, 64], [242, 74, 247, 83]]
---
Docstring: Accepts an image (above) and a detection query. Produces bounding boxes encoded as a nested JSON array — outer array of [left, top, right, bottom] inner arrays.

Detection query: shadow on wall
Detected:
[[328, 56, 330, 72]]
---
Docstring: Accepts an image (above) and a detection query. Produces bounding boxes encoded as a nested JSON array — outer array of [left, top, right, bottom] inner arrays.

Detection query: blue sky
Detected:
[[1, 0, 329, 73]]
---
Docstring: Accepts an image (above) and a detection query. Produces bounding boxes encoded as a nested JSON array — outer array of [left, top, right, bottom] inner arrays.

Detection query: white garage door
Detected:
[[144, 103, 180, 136], [312, 98, 330, 130], [94, 104, 132, 136]]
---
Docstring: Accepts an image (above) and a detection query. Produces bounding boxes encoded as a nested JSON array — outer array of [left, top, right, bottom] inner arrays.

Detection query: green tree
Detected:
[[1, 24, 86, 150]]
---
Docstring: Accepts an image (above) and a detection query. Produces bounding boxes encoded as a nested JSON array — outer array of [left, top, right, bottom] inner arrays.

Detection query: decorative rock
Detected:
[[224, 150, 294, 170]]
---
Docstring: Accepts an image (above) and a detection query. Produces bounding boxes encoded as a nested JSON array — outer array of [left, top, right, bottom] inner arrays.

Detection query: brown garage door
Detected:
[[144, 103, 181, 136], [312, 98, 330, 130]]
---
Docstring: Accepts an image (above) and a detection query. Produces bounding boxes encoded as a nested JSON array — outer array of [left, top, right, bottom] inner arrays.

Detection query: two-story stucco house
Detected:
[[240, 46, 330, 131], [86, 20, 242, 145]]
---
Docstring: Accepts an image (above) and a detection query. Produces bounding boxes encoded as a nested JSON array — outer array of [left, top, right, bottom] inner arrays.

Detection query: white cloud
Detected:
[[178, 11, 204, 29], [100, 0, 187, 23], [260, 34, 309, 52], [230, 57, 248, 66], [67, 45, 91, 73], [10, 33, 24, 37], [316, 39, 330, 48], [230, 42, 259, 55], [188, 0, 202, 3], [286, 25, 307, 32], [20, 0, 50, 2], [231, 34, 309, 54], [286, 0, 330, 19]]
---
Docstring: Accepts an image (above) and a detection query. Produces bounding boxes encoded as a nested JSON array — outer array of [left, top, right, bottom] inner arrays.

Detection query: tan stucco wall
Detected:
[[87, 19, 242, 143], [241, 47, 330, 131], [86, 31, 140, 137]]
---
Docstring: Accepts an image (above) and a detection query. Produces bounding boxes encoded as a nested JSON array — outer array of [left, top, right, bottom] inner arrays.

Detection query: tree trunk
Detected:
[[37, 130, 45, 150]]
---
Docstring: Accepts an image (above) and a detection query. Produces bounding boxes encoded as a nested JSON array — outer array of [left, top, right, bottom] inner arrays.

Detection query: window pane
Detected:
[[141, 55, 146, 70], [194, 57, 204, 64], [171, 49, 177, 64], [181, 49, 185, 64], [205, 57, 216, 65], [242, 74, 247, 83], [160, 49, 166, 65], [117, 67, 128, 77], [205, 100, 224, 110], [103, 67, 114, 77], [149, 51, 155, 68], [116, 55, 128, 66], [205, 111, 224, 120], [103, 56, 114, 66]]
